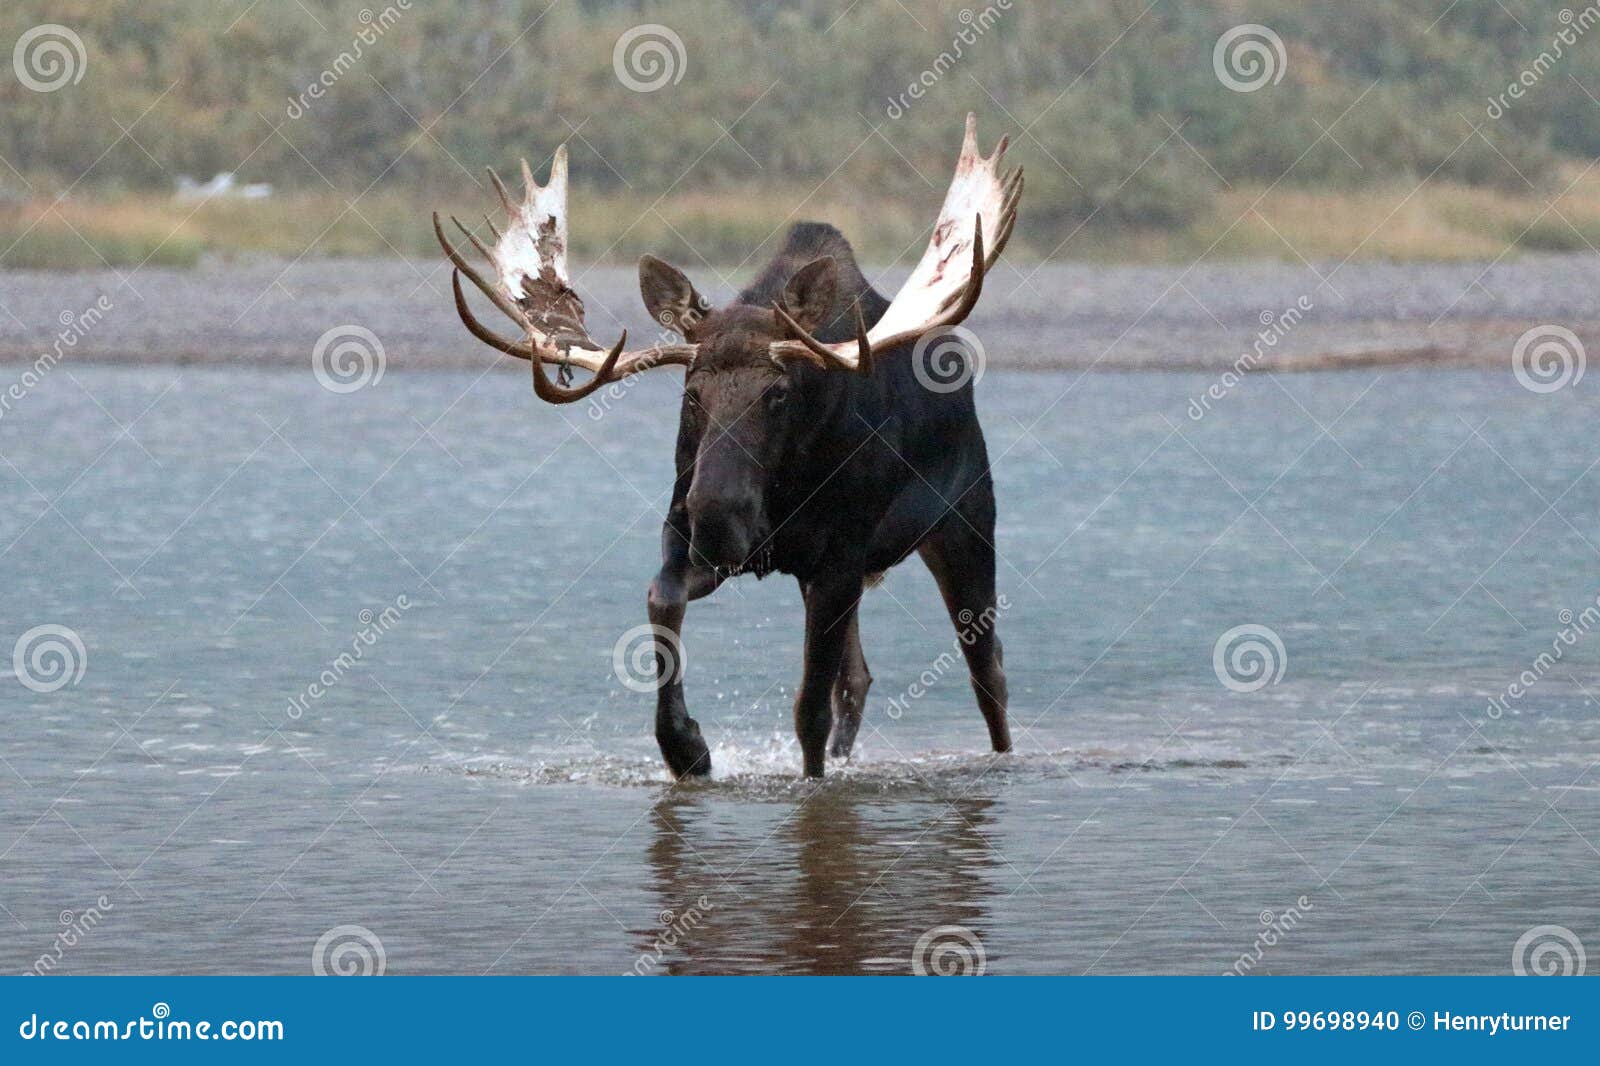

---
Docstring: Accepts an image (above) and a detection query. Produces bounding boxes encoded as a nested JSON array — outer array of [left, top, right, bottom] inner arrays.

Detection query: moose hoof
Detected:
[[827, 720, 861, 760], [659, 722, 712, 780]]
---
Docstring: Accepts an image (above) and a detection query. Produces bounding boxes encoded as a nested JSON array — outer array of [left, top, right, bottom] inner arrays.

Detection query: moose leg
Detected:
[[919, 527, 1012, 753], [827, 610, 872, 759], [795, 575, 863, 777], [647, 565, 723, 778]]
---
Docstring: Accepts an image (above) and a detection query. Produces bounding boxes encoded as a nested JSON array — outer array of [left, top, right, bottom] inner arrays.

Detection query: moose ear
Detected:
[[779, 256, 838, 336], [638, 255, 709, 338]]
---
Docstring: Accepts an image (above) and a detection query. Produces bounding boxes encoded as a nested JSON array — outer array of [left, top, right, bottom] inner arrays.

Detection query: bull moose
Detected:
[[435, 114, 1023, 779]]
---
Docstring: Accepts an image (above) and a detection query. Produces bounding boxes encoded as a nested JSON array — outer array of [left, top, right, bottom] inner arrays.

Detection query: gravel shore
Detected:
[[3, 253, 1596, 371]]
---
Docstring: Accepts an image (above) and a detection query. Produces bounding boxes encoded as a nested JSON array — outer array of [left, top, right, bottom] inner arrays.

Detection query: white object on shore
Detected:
[[174, 172, 273, 201]]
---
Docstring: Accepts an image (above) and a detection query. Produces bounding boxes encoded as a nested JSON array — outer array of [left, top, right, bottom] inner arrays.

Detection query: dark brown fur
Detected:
[[640, 223, 1011, 778]]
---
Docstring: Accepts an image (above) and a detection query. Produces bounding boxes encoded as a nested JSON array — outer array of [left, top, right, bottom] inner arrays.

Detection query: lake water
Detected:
[[1, 365, 1596, 974]]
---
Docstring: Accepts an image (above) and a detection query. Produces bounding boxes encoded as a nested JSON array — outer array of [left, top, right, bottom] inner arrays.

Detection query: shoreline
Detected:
[[3, 254, 1595, 372]]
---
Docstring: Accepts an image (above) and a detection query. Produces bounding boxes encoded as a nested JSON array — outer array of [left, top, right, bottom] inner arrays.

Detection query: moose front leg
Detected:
[[795, 574, 863, 777], [647, 565, 722, 779]]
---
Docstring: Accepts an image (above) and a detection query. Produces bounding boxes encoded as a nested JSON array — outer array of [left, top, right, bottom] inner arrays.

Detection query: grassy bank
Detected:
[[5, 166, 1599, 271]]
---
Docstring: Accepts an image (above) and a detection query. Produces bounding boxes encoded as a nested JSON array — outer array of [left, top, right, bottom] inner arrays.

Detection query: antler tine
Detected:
[[520, 157, 538, 199], [772, 301, 859, 371], [531, 329, 628, 404], [454, 263, 632, 400], [960, 111, 979, 165], [433, 211, 530, 329], [484, 214, 501, 241], [988, 167, 1024, 265], [853, 300, 873, 377], [451, 214, 496, 264], [451, 270, 533, 361], [486, 167, 516, 215], [547, 144, 568, 199]]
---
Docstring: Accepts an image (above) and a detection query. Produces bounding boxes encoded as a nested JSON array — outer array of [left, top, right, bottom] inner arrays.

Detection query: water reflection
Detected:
[[637, 786, 1002, 974]]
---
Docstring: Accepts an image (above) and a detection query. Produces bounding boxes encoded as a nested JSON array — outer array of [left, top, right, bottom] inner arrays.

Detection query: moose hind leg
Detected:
[[828, 611, 872, 759], [919, 527, 1012, 753]]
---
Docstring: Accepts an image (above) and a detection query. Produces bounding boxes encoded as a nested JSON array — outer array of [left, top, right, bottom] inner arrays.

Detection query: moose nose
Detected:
[[689, 502, 757, 569]]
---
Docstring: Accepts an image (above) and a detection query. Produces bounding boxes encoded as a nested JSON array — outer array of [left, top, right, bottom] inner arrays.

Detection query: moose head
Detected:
[[436, 115, 1019, 578]]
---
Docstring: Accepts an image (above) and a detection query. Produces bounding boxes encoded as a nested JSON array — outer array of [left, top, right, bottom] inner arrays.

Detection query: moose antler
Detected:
[[771, 113, 1022, 371], [434, 145, 697, 402]]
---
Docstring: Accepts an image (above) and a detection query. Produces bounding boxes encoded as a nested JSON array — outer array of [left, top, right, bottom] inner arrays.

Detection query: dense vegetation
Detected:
[[3, 0, 1598, 264]]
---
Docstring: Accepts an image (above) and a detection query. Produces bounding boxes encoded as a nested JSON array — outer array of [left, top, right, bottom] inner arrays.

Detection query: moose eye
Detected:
[[765, 388, 789, 413]]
